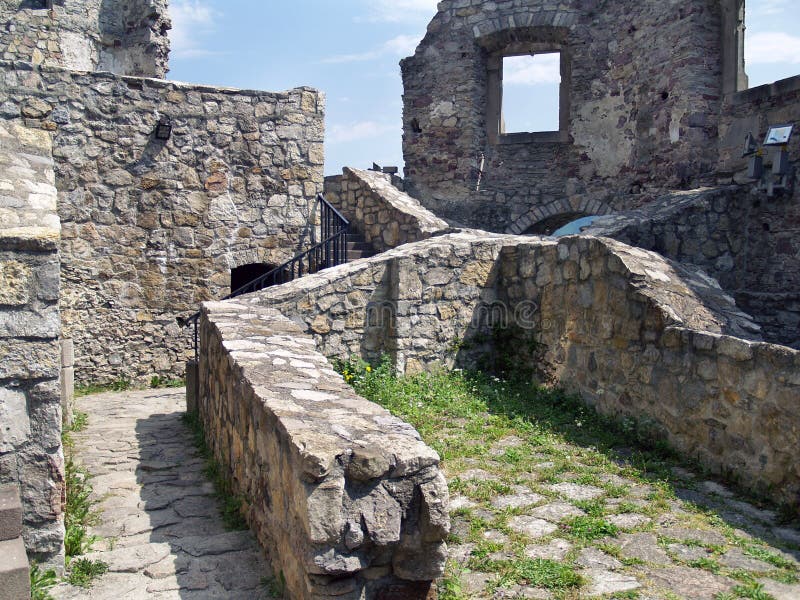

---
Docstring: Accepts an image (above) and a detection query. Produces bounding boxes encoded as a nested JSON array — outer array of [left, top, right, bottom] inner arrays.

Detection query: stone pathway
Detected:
[[52, 388, 276, 599], [445, 434, 800, 599]]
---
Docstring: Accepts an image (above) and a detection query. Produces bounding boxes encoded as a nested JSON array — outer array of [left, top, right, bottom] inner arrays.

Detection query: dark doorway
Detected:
[[230, 263, 279, 294]]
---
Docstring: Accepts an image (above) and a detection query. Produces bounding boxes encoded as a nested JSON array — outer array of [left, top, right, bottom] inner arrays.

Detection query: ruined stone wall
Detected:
[[499, 236, 800, 506], [197, 301, 448, 600], [401, 0, 723, 233], [1, 61, 325, 384], [236, 232, 799, 507], [0, 121, 65, 568], [324, 167, 449, 254], [0, 0, 170, 77], [584, 185, 800, 348]]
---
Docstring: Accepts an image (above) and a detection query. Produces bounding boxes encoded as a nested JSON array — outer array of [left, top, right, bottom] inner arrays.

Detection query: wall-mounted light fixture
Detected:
[[154, 115, 172, 141]]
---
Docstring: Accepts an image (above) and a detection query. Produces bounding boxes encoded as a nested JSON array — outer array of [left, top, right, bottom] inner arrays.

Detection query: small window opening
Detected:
[[502, 52, 561, 133]]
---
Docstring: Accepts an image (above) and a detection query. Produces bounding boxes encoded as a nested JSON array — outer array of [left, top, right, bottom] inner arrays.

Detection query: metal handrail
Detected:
[[178, 194, 350, 360]]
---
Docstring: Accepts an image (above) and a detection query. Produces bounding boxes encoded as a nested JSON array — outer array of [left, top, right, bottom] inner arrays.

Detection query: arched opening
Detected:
[[523, 212, 600, 236], [230, 262, 280, 294]]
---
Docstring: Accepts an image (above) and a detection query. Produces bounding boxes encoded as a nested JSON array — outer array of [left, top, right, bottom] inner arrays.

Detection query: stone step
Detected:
[[0, 537, 30, 600], [0, 485, 22, 542]]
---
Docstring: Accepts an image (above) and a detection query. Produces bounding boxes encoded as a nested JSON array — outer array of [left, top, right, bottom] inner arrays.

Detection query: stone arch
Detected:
[[505, 196, 613, 235]]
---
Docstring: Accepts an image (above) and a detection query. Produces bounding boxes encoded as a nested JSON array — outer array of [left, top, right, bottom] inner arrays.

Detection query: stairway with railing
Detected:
[[179, 194, 360, 358]]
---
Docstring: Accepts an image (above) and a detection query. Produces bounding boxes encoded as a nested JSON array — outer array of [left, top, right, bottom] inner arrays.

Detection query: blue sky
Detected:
[[167, 0, 800, 177]]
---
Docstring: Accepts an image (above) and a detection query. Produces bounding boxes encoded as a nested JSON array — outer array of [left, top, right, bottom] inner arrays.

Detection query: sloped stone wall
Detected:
[[401, 0, 724, 232], [324, 168, 449, 253], [197, 301, 449, 600], [0, 121, 64, 568], [233, 232, 799, 507], [1, 60, 325, 384]]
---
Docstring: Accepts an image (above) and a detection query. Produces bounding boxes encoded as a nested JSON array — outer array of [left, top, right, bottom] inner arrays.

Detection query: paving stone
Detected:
[[611, 533, 672, 565], [546, 482, 604, 501], [529, 501, 585, 522], [459, 469, 500, 482], [580, 568, 641, 596], [575, 547, 623, 570], [449, 495, 478, 511], [491, 491, 546, 510], [757, 578, 800, 600], [462, 571, 493, 596], [488, 436, 525, 457], [667, 543, 711, 562], [482, 530, 510, 545], [493, 585, 551, 598], [698, 481, 734, 497], [718, 548, 774, 571], [524, 538, 572, 561], [606, 513, 652, 529], [657, 527, 727, 547], [638, 566, 735, 599], [507, 516, 558, 539]]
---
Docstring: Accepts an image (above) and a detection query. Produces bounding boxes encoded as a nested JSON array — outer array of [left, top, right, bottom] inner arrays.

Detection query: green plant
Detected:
[[731, 582, 775, 600], [438, 560, 467, 600], [150, 375, 185, 389], [30, 562, 57, 600], [66, 558, 108, 587], [499, 558, 583, 589], [262, 571, 286, 598], [75, 379, 131, 397], [64, 457, 98, 556], [182, 412, 248, 530], [560, 516, 619, 542]]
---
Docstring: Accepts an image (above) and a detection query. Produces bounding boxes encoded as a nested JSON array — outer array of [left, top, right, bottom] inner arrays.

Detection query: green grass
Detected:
[[560, 515, 619, 542], [75, 379, 131, 397], [150, 375, 185, 389], [66, 558, 109, 587], [731, 582, 776, 600], [498, 558, 583, 589], [30, 562, 57, 600], [182, 412, 248, 530]]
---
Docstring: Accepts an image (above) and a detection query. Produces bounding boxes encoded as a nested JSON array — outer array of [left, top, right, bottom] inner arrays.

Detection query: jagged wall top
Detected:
[[0, 0, 171, 77]]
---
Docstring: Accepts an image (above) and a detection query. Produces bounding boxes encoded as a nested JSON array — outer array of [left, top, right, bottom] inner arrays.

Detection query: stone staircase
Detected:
[[345, 230, 375, 261], [0, 485, 30, 600]]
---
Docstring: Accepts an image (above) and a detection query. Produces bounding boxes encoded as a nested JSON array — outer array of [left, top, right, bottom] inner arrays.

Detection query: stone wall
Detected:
[[0, 0, 170, 77], [197, 301, 449, 600], [401, 0, 724, 233], [236, 232, 798, 507], [583, 185, 800, 348], [324, 167, 449, 253], [1, 60, 325, 384], [0, 121, 65, 568]]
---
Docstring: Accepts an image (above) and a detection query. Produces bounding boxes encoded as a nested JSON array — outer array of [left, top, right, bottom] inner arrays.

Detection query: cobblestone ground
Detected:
[[445, 434, 800, 599], [52, 388, 275, 600]]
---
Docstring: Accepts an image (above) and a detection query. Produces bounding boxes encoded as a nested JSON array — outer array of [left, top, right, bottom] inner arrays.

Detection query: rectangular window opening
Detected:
[[501, 52, 561, 134]]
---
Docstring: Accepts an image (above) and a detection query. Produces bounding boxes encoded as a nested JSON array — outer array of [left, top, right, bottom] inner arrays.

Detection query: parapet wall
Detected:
[[197, 301, 449, 600], [584, 185, 800, 348], [1, 60, 325, 384], [324, 167, 449, 253], [231, 232, 799, 507], [0, 121, 64, 568]]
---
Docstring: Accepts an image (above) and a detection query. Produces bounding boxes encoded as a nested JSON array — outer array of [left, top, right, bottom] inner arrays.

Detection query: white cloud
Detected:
[[504, 54, 561, 86], [750, 0, 789, 15], [322, 34, 421, 64], [327, 121, 398, 144], [169, 0, 218, 59], [746, 31, 800, 64], [361, 0, 439, 23]]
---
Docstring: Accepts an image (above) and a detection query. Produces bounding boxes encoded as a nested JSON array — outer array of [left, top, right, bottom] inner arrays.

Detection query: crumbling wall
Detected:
[[0, 121, 64, 568], [0, 0, 170, 77], [401, 0, 724, 233], [1, 60, 325, 385], [324, 167, 449, 253], [198, 301, 448, 600]]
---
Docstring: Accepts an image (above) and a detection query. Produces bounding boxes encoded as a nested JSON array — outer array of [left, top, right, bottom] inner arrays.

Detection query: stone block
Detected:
[[0, 388, 30, 454], [0, 537, 30, 600], [0, 485, 23, 542], [0, 260, 31, 305]]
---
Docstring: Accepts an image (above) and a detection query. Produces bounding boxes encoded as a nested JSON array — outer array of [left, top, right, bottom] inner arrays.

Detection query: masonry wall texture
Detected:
[[0, 0, 171, 77], [1, 60, 325, 384], [584, 186, 800, 348], [0, 121, 65, 568], [236, 232, 799, 507], [197, 301, 449, 600], [324, 167, 449, 254], [401, 0, 726, 233]]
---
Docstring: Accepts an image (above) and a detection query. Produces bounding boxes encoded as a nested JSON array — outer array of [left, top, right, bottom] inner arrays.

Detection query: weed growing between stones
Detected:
[[75, 379, 131, 397], [30, 562, 57, 600], [62, 412, 108, 588], [336, 357, 800, 599], [149, 375, 186, 389], [182, 412, 248, 530]]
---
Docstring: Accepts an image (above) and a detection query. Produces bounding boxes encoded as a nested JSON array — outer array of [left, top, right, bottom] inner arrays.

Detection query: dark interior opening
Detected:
[[230, 263, 280, 294], [523, 212, 588, 236]]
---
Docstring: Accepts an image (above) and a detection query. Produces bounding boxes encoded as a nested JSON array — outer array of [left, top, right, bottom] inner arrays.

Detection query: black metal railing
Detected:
[[178, 194, 350, 359]]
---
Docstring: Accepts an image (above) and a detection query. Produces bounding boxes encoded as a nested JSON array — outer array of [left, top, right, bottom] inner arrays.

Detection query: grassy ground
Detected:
[[338, 357, 799, 600]]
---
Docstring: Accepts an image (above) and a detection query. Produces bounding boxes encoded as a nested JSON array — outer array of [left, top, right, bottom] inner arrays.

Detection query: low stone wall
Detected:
[[236, 232, 799, 507], [324, 168, 449, 253], [0, 122, 64, 568], [197, 301, 449, 600], [583, 185, 800, 348]]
